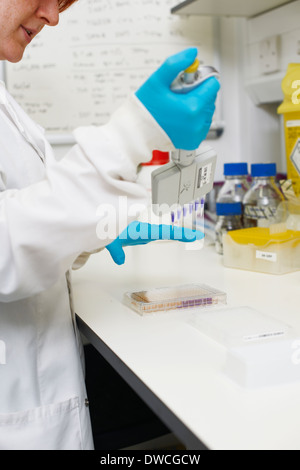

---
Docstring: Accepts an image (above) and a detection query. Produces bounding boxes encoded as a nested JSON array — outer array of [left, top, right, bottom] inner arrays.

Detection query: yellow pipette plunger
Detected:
[[170, 58, 219, 94]]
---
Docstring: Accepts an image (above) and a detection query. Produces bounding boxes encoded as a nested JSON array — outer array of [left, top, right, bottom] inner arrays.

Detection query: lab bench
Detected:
[[72, 241, 300, 450]]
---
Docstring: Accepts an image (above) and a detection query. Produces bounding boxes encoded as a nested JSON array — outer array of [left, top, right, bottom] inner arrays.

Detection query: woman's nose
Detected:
[[37, 0, 60, 26]]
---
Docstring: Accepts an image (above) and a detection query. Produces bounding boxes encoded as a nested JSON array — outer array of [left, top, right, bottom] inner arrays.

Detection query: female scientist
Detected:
[[0, 0, 220, 449]]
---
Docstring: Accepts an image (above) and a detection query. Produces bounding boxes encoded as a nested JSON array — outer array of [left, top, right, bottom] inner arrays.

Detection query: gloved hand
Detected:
[[106, 221, 204, 265], [135, 48, 220, 151]]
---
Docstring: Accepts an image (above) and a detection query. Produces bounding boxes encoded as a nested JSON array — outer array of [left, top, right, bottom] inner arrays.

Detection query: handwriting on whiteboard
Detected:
[[6, 0, 214, 134]]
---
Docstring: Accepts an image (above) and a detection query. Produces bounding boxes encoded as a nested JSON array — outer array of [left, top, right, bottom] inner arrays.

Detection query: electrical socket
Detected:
[[259, 35, 280, 75]]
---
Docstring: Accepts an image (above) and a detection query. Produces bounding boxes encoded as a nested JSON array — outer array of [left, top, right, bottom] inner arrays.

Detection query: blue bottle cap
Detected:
[[216, 202, 242, 216], [251, 163, 277, 177], [224, 162, 248, 176]]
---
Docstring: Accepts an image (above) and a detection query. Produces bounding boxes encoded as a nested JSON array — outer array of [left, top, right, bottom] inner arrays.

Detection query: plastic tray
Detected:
[[123, 284, 227, 315], [223, 227, 300, 274]]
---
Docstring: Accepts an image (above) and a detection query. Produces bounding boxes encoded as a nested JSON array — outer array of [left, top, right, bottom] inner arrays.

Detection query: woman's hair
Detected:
[[58, 0, 78, 13]]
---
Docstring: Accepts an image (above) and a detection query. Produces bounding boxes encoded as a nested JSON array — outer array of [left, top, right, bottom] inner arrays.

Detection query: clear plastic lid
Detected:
[[123, 284, 227, 315]]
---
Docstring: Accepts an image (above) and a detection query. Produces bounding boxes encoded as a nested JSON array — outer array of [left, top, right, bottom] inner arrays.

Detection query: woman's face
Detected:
[[0, 0, 60, 62]]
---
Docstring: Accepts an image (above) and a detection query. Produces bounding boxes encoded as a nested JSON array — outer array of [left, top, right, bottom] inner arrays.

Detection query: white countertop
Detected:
[[72, 240, 300, 450]]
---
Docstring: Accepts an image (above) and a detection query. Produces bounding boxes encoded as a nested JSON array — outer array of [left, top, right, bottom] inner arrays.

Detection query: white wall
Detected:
[[210, 17, 246, 180], [212, 16, 284, 181], [0, 62, 5, 82], [242, 0, 300, 175]]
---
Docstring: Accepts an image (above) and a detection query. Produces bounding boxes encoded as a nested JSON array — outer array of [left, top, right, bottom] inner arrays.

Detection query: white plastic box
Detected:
[[190, 306, 300, 388]]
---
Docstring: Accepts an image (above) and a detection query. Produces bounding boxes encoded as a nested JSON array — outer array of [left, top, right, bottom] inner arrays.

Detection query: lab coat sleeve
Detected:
[[0, 94, 174, 302], [72, 249, 103, 270], [73, 94, 174, 179]]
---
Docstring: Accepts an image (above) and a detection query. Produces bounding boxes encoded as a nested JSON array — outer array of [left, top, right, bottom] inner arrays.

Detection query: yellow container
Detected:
[[278, 64, 300, 197], [223, 227, 300, 274]]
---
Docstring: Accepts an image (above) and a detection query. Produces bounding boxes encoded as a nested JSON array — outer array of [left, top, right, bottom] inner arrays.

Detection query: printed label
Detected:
[[244, 205, 276, 220], [286, 120, 300, 127], [290, 138, 300, 174], [197, 163, 211, 188], [256, 250, 277, 262]]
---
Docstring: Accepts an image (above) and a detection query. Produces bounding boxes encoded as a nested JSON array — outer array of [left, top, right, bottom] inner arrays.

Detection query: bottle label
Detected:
[[256, 250, 277, 262], [284, 118, 300, 196], [197, 163, 212, 188], [244, 205, 277, 220], [290, 136, 300, 175]]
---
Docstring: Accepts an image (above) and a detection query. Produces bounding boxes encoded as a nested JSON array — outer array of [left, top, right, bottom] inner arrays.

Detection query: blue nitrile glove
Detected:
[[106, 221, 204, 265], [135, 48, 220, 150]]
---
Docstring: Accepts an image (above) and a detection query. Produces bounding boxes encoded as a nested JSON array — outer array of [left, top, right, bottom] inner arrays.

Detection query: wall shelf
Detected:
[[171, 0, 295, 17]]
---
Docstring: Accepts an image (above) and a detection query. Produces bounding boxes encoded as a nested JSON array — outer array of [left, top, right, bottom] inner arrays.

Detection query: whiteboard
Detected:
[[4, 0, 219, 142]]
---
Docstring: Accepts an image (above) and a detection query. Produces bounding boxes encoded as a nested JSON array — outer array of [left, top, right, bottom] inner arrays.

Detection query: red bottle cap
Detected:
[[142, 150, 170, 166]]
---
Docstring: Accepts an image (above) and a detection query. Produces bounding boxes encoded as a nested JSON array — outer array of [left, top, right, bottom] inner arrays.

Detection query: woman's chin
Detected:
[[1, 45, 25, 63]]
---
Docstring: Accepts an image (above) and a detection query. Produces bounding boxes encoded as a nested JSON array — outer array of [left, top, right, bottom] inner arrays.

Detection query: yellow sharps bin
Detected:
[[278, 64, 300, 197]]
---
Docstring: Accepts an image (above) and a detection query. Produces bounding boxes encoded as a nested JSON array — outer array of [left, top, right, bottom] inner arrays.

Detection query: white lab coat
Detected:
[[0, 81, 172, 450]]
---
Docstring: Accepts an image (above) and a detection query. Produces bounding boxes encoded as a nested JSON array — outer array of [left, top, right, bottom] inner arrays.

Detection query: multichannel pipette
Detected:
[[151, 59, 219, 230]]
